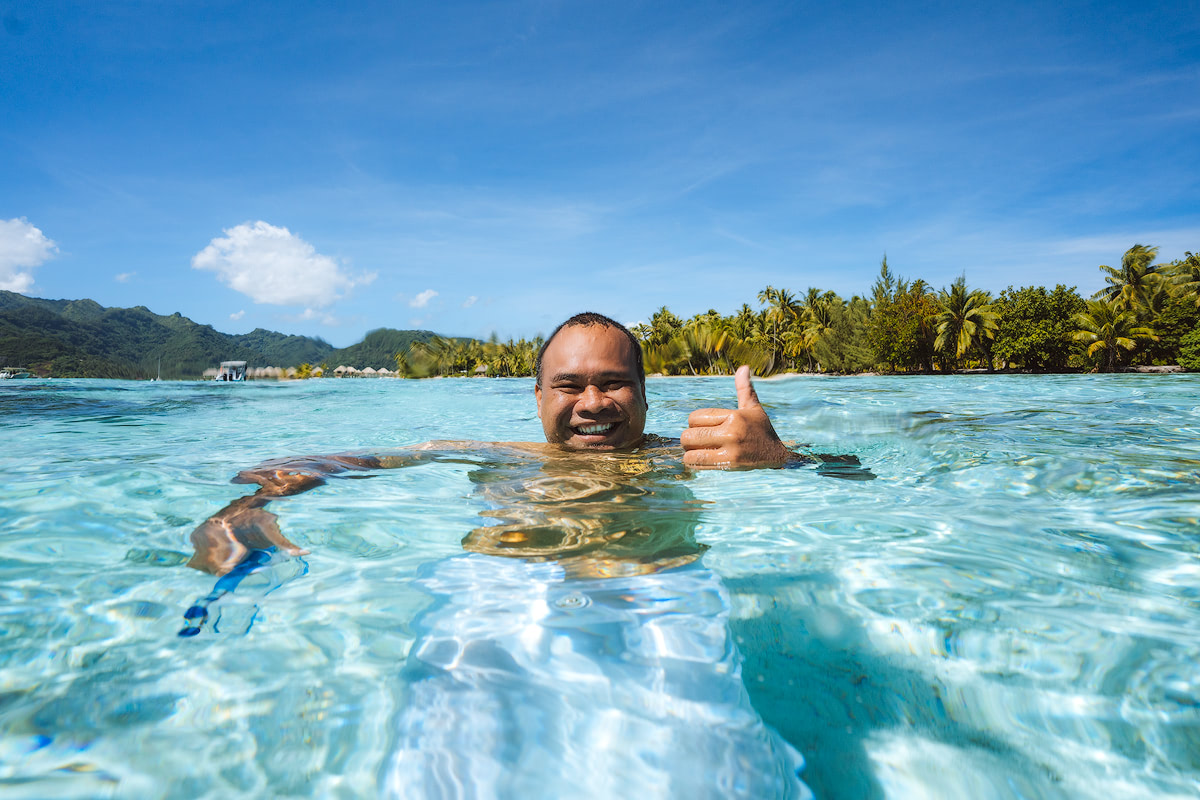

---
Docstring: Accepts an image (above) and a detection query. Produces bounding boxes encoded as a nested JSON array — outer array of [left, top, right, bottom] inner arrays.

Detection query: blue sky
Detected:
[[2, 0, 1197, 346]]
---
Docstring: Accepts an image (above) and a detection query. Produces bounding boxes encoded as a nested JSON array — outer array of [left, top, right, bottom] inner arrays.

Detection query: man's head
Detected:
[[535, 312, 647, 451]]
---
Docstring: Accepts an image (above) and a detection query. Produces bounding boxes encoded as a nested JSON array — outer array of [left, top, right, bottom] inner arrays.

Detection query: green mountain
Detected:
[[0, 291, 438, 378], [326, 328, 438, 370]]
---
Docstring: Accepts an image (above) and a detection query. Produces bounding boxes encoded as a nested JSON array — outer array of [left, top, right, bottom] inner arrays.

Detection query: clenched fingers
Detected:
[[681, 424, 730, 449], [687, 408, 736, 428]]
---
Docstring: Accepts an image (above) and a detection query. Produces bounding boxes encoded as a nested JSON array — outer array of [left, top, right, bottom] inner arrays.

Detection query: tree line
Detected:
[[385, 245, 1200, 378]]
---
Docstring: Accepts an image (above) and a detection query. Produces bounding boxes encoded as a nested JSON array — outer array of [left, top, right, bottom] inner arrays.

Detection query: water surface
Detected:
[[2, 375, 1199, 798]]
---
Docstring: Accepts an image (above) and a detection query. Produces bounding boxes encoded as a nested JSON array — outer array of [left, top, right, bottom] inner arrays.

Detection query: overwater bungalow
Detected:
[[213, 361, 247, 382]]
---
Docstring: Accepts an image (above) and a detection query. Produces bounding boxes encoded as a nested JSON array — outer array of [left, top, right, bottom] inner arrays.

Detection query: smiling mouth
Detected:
[[572, 422, 618, 436]]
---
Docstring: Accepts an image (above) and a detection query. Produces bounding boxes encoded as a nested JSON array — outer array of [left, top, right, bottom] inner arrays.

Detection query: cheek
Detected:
[[542, 395, 572, 423]]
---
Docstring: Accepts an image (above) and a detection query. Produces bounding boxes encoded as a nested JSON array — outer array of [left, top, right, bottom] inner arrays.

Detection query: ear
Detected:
[[535, 383, 543, 419]]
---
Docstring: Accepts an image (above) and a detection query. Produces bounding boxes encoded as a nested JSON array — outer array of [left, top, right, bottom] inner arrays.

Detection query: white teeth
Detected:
[[577, 423, 615, 435]]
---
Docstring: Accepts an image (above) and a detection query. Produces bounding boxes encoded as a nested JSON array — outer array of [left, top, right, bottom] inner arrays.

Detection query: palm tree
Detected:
[[760, 287, 800, 367], [934, 276, 999, 370], [730, 303, 757, 341], [648, 307, 683, 349], [1166, 251, 1200, 307], [798, 294, 839, 371], [1094, 244, 1162, 310], [1071, 301, 1157, 372]]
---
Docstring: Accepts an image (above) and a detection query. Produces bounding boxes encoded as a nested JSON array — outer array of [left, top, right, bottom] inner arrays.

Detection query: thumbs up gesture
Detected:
[[681, 366, 793, 468]]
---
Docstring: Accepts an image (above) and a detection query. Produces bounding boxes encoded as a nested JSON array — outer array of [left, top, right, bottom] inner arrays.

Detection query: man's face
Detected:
[[535, 324, 647, 451]]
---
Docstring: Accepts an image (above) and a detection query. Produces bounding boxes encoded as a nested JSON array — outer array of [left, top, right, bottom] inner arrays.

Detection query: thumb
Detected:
[[735, 365, 761, 409]]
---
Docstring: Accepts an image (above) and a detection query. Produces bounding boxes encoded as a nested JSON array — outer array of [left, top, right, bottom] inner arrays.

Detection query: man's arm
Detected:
[[188, 451, 424, 575], [188, 444, 542, 575], [680, 366, 795, 469]]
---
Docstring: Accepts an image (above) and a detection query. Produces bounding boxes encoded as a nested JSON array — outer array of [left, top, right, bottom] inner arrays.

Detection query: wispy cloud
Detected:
[[409, 288, 438, 308], [230, 309, 245, 320], [192, 221, 375, 307], [0, 217, 57, 293], [115, 271, 135, 283], [1045, 228, 1200, 260], [289, 307, 341, 326], [462, 295, 477, 308]]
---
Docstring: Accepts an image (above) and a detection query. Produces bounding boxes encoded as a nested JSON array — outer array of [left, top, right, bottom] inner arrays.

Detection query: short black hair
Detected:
[[535, 311, 646, 392]]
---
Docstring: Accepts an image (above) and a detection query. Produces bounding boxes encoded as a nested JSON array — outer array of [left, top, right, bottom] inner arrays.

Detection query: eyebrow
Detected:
[[549, 371, 635, 384]]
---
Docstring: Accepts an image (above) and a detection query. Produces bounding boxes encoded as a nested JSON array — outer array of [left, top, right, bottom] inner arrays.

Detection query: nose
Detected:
[[577, 384, 610, 413]]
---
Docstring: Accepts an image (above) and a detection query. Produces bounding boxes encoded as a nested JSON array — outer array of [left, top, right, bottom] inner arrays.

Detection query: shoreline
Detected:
[[6, 365, 1189, 382]]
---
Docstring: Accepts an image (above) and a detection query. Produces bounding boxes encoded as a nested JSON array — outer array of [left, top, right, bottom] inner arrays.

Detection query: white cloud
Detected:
[[191, 221, 374, 307], [462, 295, 478, 308], [293, 307, 340, 325], [230, 310, 245, 320], [115, 271, 135, 283], [409, 289, 438, 308], [0, 218, 57, 293]]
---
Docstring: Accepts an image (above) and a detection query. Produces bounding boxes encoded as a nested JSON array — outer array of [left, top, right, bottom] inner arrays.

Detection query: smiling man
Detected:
[[186, 311, 811, 577], [536, 311, 794, 467]]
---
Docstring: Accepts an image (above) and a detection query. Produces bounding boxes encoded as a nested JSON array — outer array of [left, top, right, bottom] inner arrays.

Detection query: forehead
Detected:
[[541, 325, 638, 378]]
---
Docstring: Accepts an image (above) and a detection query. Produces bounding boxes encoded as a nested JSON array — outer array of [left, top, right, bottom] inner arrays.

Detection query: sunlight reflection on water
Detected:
[[1, 375, 1199, 799]]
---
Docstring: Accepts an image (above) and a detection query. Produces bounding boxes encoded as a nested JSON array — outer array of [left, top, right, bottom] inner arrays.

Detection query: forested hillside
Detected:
[[0, 291, 436, 378], [327, 328, 438, 370]]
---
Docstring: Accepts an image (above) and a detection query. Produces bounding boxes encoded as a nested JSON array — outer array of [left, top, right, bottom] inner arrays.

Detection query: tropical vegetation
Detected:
[[389, 244, 1199, 377]]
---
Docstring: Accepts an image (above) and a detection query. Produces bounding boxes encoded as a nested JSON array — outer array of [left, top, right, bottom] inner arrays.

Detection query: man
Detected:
[[182, 311, 823, 798], [188, 311, 813, 576]]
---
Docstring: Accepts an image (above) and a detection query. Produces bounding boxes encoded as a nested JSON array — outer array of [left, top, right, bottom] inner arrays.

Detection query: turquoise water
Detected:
[[2, 375, 1199, 799]]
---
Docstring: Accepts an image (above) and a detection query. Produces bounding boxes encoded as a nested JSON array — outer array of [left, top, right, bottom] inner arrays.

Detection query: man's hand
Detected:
[[187, 495, 310, 575], [682, 366, 793, 469]]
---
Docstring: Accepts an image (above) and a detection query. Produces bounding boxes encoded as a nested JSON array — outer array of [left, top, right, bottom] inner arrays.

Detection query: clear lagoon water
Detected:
[[2, 375, 1199, 799]]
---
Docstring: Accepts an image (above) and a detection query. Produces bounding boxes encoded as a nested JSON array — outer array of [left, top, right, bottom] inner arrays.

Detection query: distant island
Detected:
[[0, 290, 441, 379]]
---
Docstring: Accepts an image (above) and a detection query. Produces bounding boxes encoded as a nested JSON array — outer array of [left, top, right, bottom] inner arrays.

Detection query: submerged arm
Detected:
[[188, 443, 533, 575], [188, 450, 423, 575]]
